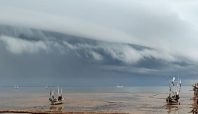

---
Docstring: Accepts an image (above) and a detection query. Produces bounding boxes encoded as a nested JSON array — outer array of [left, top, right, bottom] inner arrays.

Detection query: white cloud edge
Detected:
[[0, 35, 48, 54]]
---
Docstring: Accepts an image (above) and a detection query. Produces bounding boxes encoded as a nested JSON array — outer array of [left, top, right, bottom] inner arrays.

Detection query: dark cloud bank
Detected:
[[0, 25, 197, 86]]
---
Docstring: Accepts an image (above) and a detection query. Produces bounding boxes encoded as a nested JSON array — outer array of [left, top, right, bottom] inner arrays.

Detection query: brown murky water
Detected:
[[0, 86, 196, 114]]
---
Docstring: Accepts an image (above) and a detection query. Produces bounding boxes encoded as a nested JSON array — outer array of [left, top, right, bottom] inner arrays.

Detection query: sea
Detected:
[[0, 85, 196, 114]]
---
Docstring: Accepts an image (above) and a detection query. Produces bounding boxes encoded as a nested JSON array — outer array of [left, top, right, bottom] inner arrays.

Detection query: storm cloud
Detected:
[[0, 0, 197, 86]]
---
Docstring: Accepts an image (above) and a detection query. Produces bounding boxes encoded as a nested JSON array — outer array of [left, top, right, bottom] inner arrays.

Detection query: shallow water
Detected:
[[0, 86, 196, 114]]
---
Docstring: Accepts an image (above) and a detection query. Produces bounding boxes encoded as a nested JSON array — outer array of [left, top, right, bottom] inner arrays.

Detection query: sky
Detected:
[[0, 0, 197, 86]]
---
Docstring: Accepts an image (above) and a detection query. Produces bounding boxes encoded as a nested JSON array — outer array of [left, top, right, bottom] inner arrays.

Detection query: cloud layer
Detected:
[[0, 35, 48, 54], [0, 0, 198, 63], [0, 25, 178, 65], [0, 25, 193, 70], [0, 25, 196, 86], [0, 0, 198, 86]]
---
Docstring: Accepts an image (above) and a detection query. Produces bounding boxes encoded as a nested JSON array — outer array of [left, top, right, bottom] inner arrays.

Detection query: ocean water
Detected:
[[0, 85, 195, 114]]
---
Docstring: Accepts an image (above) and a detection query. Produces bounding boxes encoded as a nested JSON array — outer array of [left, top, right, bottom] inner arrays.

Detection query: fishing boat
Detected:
[[166, 77, 181, 105], [49, 87, 64, 105], [14, 85, 19, 89], [116, 85, 124, 88], [191, 83, 198, 113], [193, 83, 198, 97]]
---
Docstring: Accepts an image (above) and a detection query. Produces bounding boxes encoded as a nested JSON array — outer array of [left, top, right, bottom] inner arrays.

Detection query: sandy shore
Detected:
[[0, 110, 129, 114]]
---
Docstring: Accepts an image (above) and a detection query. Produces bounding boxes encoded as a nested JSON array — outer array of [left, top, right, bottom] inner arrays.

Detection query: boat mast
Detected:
[[58, 87, 60, 96]]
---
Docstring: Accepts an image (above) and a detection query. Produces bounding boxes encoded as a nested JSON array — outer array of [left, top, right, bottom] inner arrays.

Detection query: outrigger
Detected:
[[49, 87, 64, 105], [166, 77, 181, 105]]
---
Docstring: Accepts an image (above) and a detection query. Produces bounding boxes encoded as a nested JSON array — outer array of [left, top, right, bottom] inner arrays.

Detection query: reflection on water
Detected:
[[165, 104, 179, 114], [191, 98, 198, 114], [49, 104, 64, 112]]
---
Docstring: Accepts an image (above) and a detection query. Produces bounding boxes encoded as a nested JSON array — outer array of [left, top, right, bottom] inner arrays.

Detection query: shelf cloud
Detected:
[[0, 0, 197, 85]]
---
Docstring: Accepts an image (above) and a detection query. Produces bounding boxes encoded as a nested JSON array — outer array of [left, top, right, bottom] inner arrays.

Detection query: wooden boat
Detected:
[[166, 77, 181, 105], [49, 87, 64, 105], [193, 83, 198, 97]]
